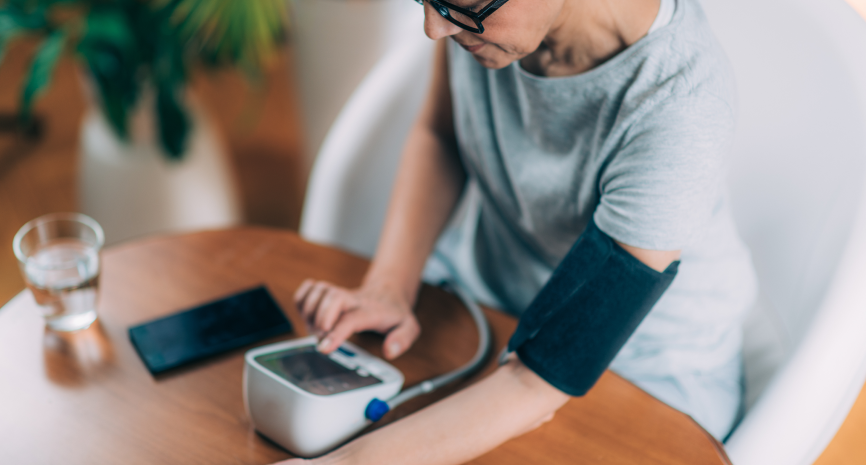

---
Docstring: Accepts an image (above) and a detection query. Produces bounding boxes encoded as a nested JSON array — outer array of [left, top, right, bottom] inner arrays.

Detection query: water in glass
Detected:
[[24, 238, 100, 331]]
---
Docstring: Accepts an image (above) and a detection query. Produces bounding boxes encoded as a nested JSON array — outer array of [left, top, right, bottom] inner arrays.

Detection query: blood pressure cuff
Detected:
[[507, 218, 679, 396]]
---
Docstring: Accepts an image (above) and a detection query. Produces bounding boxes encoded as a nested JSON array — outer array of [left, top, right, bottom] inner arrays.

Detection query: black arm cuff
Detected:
[[507, 218, 679, 396]]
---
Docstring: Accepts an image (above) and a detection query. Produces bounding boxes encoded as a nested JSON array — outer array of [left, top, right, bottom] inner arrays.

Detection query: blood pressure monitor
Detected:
[[243, 282, 491, 458], [244, 336, 404, 456]]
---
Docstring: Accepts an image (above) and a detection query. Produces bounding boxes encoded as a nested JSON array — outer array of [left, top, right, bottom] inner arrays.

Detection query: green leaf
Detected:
[[77, 7, 144, 141], [19, 30, 65, 122], [79, 42, 141, 141], [81, 9, 135, 50], [1, 5, 47, 31], [0, 14, 20, 65], [156, 83, 190, 159], [0, 10, 20, 37], [0, 5, 46, 65], [166, 0, 286, 68]]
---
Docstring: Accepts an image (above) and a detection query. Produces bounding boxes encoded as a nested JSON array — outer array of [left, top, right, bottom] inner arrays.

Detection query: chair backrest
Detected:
[[291, 0, 421, 162], [702, 0, 866, 463], [301, 1, 866, 463], [299, 8, 433, 257]]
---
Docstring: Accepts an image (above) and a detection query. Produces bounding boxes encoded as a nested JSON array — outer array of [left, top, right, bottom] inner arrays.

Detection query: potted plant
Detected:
[[0, 0, 287, 244]]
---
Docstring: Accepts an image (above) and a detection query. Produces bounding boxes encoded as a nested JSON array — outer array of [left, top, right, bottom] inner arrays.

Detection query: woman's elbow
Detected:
[[497, 355, 571, 430]]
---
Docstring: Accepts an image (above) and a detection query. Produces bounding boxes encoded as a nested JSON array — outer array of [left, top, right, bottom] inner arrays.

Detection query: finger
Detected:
[[293, 279, 315, 309], [382, 316, 421, 360], [301, 282, 330, 321], [305, 321, 325, 338], [295, 279, 318, 318], [314, 289, 343, 331], [316, 291, 356, 332], [317, 309, 375, 354]]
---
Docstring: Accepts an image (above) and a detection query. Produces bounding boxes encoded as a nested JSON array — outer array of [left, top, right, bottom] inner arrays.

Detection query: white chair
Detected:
[[290, 0, 421, 164], [300, 8, 433, 257], [300, 1, 866, 463], [702, 0, 866, 463]]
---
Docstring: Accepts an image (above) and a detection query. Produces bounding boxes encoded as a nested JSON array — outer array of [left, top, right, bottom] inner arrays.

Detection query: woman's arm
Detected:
[[616, 242, 680, 272], [298, 245, 677, 465], [296, 38, 466, 359], [278, 357, 570, 465], [361, 38, 464, 306], [287, 246, 679, 465]]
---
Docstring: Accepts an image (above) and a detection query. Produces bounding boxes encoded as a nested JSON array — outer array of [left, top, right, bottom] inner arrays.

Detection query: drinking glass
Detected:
[[13, 213, 105, 332]]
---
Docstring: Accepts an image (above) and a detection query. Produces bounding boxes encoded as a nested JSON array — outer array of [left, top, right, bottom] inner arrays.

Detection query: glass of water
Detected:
[[13, 213, 105, 332]]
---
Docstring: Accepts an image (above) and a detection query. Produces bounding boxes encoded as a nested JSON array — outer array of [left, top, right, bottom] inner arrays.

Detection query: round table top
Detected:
[[0, 228, 730, 464]]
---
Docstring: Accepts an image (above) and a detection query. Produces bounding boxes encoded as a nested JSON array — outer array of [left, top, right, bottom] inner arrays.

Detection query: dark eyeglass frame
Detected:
[[414, 0, 511, 34]]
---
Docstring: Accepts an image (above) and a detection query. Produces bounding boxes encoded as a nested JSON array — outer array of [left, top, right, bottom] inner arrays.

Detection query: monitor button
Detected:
[[337, 346, 356, 357]]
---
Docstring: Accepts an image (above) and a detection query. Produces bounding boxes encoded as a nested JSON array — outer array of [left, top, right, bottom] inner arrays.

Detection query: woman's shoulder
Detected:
[[451, 0, 735, 112], [631, 0, 736, 110]]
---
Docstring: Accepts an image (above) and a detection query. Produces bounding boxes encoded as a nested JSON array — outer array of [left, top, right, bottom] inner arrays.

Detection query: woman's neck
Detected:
[[520, 0, 661, 77]]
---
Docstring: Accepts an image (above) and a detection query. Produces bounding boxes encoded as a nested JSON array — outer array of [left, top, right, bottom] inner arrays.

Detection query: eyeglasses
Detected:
[[414, 0, 511, 34]]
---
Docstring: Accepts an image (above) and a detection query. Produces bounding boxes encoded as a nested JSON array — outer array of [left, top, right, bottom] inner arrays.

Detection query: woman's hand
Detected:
[[294, 279, 421, 360]]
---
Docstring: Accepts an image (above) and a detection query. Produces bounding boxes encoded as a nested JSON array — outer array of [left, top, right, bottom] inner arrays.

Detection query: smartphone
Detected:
[[129, 286, 293, 375]]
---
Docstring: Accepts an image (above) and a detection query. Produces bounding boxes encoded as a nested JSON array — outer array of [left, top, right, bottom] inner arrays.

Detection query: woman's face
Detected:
[[423, 0, 566, 69]]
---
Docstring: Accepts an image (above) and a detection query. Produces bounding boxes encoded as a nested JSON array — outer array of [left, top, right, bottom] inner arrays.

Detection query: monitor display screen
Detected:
[[256, 345, 382, 396]]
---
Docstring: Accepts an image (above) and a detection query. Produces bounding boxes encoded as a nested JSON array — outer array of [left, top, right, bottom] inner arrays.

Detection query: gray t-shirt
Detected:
[[424, 0, 758, 438]]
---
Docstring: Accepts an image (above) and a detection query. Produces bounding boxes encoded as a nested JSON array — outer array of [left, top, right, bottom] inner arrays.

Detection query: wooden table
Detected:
[[0, 229, 731, 464]]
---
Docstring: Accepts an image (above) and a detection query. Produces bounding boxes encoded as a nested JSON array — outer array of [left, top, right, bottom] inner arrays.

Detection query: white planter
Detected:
[[78, 92, 241, 246], [289, 0, 424, 166]]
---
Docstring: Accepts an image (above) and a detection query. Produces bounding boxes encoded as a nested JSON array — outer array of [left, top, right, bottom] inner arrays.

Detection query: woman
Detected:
[[282, 0, 757, 462]]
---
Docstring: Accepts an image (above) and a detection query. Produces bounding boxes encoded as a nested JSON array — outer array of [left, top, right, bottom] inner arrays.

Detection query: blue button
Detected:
[[365, 398, 390, 422], [336, 346, 355, 357]]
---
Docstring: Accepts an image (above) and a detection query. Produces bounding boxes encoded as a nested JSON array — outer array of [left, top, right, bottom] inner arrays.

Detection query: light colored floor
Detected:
[[3, 5, 866, 461]]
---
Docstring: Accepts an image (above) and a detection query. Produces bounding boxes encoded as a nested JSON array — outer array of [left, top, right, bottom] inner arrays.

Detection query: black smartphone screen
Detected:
[[128, 286, 293, 375]]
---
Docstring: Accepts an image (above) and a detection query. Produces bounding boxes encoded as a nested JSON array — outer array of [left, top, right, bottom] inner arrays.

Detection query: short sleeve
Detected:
[[593, 92, 735, 251]]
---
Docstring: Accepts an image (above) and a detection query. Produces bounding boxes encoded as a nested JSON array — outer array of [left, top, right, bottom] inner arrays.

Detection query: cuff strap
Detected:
[[507, 218, 678, 396]]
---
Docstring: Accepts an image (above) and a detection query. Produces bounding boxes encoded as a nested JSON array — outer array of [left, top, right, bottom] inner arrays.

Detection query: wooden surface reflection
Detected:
[[0, 229, 730, 464], [42, 320, 116, 387]]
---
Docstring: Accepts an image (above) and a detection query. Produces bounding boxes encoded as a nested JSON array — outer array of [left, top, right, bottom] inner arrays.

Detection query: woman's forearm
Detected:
[[362, 40, 465, 306], [314, 359, 570, 465]]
